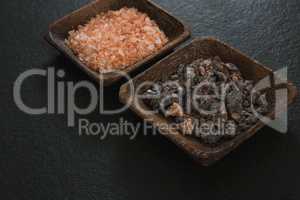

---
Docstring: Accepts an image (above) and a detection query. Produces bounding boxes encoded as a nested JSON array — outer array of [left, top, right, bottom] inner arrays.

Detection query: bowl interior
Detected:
[[50, 0, 185, 43], [132, 38, 273, 86]]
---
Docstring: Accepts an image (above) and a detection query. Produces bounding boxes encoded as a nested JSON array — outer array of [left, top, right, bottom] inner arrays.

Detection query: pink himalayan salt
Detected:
[[66, 7, 169, 72]]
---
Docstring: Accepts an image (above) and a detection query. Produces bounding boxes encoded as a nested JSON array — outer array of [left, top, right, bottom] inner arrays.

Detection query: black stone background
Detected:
[[1, 0, 300, 199]]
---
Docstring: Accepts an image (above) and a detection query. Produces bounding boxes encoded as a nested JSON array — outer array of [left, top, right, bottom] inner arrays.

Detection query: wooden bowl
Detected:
[[119, 37, 298, 166], [46, 0, 190, 86]]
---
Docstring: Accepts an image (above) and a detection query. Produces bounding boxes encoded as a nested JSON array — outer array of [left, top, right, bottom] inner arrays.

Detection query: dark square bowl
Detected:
[[46, 0, 190, 86], [119, 37, 297, 166]]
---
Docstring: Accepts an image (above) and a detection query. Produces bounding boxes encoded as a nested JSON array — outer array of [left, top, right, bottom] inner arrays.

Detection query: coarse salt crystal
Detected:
[[66, 7, 168, 72]]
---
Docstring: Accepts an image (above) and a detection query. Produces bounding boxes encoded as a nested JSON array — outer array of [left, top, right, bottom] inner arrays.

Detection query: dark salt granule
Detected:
[[142, 57, 270, 145]]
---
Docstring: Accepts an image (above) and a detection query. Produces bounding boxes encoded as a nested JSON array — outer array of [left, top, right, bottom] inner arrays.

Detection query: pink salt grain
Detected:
[[66, 7, 169, 72]]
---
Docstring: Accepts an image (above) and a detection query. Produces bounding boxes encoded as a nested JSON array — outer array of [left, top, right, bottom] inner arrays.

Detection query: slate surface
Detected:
[[1, 0, 300, 199]]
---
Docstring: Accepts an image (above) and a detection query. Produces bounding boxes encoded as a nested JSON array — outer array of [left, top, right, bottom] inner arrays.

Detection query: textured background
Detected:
[[1, 0, 300, 199]]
